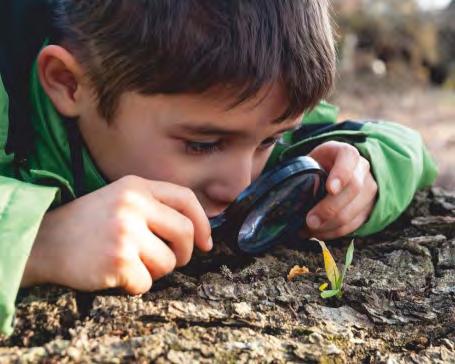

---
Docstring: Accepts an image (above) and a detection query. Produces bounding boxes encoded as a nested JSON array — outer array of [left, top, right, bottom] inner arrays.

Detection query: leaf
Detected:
[[341, 239, 355, 283], [314, 238, 340, 290], [320, 289, 340, 299], [319, 282, 329, 291], [336, 270, 344, 288], [345, 239, 354, 267], [287, 265, 310, 281]]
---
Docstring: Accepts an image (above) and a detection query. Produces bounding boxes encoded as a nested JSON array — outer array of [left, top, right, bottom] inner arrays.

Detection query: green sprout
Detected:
[[313, 238, 355, 299]]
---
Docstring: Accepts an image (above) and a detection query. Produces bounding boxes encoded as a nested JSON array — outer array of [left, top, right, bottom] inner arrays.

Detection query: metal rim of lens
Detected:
[[209, 156, 327, 254]]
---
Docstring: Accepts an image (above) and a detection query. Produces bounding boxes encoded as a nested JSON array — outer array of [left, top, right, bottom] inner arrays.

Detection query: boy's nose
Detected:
[[206, 158, 254, 211]]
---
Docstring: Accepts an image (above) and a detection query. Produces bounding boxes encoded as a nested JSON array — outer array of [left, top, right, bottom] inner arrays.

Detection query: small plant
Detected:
[[313, 238, 354, 299]]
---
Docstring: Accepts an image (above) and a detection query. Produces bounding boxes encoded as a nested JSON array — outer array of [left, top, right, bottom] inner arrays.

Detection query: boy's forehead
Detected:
[[209, 82, 289, 113], [121, 83, 301, 132], [177, 83, 298, 127]]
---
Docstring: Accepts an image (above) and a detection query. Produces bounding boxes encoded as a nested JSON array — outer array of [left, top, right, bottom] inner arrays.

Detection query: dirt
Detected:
[[0, 187, 454, 363]]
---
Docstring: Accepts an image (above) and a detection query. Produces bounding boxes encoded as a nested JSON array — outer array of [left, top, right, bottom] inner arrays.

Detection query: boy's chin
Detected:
[[207, 212, 224, 219], [206, 208, 228, 218]]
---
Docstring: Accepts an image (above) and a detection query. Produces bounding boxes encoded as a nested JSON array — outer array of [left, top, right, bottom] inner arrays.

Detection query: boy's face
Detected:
[[77, 84, 301, 217]]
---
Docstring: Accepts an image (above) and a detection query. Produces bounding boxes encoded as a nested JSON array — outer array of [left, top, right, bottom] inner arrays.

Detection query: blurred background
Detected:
[[330, 0, 455, 190]]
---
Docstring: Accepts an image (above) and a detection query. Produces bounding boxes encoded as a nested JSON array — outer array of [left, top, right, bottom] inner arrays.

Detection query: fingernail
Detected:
[[207, 236, 213, 250], [307, 215, 321, 229], [331, 179, 342, 194]]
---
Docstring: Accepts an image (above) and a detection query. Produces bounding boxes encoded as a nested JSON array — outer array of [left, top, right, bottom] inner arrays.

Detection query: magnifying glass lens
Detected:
[[237, 172, 324, 253]]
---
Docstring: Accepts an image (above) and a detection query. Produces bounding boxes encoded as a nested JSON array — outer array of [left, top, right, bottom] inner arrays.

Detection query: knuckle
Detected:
[[338, 215, 364, 237], [173, 244, 194, 269], [344, 143, 360, 158], [369, 175, 379, 194], [114, 190, 139, 209], [110, 253, 130, 272], [350, 174, 363, 194], [320, 203, 338, 220], [174, 218, 195, 268], [113, 189, 154, 216], [360, 156, 371, 171], [167, 254, 177, 272], [177, 250, 193, 268], [109, 243, 134, 272], [155, 254, 177, 278], [110, 215, 130, 242], [326, 140, 341, 148], [337, 211, 351, 226], [315, 140, 338, 153], [109, 219, 137, 258], [181, 186, 198, 203], [118, 174, 143, 188], [180, 216, 195, 243]]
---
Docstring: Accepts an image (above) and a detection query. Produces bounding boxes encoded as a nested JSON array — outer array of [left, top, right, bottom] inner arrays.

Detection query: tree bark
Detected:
[[1, 188, 454, 363]]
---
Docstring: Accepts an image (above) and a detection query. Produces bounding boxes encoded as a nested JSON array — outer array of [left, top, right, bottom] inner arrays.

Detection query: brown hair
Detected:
[[53, 0, 336, 122]]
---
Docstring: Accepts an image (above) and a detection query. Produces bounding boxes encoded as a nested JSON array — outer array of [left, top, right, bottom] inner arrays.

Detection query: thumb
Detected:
[[308, 140, 342, 171], [308, 141, 359, 195]]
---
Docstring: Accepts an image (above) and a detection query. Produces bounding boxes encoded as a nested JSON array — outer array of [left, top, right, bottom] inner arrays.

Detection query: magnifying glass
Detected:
[[209, 156, 327, 254]]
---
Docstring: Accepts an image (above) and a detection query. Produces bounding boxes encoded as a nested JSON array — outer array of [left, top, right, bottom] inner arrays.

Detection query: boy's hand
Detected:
[[306, 141, 378, 240], [21, 176, 212, 295]]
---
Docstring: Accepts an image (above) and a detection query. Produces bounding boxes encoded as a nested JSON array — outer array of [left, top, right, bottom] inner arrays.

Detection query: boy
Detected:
[[0, 0, 437, 336]]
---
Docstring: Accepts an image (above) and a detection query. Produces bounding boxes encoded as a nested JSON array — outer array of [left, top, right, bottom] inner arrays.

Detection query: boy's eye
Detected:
[[184, 135, 282, 155], [258, 136, 281, 150], [185, 141, 222, 155]]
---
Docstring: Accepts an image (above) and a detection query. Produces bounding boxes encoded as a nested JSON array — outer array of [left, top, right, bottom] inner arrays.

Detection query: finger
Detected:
[[309, 141, 360, 195], [145, 181, 212, 252], [310, 174, 377, 237], [325, 144, 361, 195], [306, 158, 370, 230], [150, 203, 196, 267], [119, 256, 153, 295], [318, 172, 377, 232], [308, 140, 342, 170], [112, 188, 196, 267], [137, 229, 177, 280], [144, 199, 196, 268], [315, 185, 376, 233], [312, 210, 370, 241]]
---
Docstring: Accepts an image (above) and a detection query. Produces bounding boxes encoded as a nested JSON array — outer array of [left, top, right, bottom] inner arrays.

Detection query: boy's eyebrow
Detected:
[[175, 122, 300, 137]]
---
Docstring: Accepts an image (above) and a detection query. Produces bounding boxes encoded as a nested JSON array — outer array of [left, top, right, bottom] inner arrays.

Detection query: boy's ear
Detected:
[[37, 45, 86, 118]]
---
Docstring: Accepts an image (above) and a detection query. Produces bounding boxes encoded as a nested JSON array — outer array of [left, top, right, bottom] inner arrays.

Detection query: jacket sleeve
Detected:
[[269, 101, 438, 237], [0, 76, 58, 336], [349, 121, 437, 236]]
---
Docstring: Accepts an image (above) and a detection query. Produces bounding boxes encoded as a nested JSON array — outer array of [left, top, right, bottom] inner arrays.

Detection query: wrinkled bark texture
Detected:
[[1, 188, 454, 363]]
